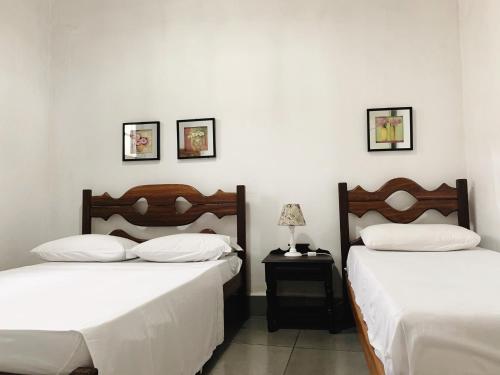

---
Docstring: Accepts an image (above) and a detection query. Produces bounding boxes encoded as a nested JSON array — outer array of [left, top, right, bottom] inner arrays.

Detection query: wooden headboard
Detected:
[[82, 184, 246, 260], [338, 178, 470, 273]]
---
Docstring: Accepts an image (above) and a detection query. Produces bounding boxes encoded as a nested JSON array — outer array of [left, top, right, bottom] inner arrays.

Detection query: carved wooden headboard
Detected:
[[82, 184, 246, 257], [338, 178, 470, 273]]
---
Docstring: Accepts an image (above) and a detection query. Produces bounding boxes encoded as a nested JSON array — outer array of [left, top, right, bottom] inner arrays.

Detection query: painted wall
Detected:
[[0, 0, 52, 270], [47, 0, 466, 295], [459, 0, 500, 250]]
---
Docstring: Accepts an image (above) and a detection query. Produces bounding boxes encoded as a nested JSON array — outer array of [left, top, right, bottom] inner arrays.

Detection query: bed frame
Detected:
[[338, 177, 470, 375], [1, 184, 247, 375]]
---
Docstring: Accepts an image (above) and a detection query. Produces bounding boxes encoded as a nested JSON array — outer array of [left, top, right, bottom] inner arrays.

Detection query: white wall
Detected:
[[0, 0, 52, 270], [459, 0, 500, 250], [45, 0, 467, 295]]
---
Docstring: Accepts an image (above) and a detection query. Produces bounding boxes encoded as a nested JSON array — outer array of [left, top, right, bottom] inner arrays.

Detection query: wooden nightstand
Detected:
[[262, 244, 336, 333]]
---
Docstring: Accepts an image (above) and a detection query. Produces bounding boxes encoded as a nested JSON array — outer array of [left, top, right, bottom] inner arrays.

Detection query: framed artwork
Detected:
[[177, 118, 216, 159], [367, 107, 413, 152], [122, 121, 160, 161]]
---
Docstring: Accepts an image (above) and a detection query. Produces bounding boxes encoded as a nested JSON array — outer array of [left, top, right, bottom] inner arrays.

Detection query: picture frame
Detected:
[[177, 118, 216, 159], [122, 121, 160, 161], [367, 107, 413, 152]]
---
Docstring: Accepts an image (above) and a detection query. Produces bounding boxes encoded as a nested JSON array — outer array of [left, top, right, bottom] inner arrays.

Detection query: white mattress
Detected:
[[347, 246, 500, 375], [0, 254, 242, 375]]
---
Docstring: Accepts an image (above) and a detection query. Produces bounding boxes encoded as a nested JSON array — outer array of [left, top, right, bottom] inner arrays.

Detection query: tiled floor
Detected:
[[203, 316, 369, 375]]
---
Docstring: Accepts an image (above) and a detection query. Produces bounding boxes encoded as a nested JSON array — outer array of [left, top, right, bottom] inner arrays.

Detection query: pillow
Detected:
[[132, 233, 232, 262], [360, 224, 481, 251], [229, 241, 244, 252], [213, 234, 244, 252], [31, 234, 138, 262]]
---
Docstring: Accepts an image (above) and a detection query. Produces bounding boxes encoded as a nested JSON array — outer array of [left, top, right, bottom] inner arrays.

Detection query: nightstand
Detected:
[[262, 244, 336, 333]]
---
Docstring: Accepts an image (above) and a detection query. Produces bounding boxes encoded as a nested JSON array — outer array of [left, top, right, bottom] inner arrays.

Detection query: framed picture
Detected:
[[122, 121, 160, 161], [177, 118, 216, 159], [367, 107, 413, 152]]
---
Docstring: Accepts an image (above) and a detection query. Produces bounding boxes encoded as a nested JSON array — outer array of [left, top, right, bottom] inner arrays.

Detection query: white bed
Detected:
[[347, 245, 500, 375], [0, 254, 242, 375]]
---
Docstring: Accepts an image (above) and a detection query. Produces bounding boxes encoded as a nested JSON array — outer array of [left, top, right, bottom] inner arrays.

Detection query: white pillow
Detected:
[[360, 224, 481, 251], [213, 234, 244, 252], [132, 233, 232, 262], [32, 234, 138, 262]]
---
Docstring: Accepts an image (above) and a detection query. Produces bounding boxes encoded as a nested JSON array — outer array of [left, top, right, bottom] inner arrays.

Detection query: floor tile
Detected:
[[232, 324, 299, 347], [207, 342, 292, 375], [295, 329, 362, 352], [284, 347, 368, 375]]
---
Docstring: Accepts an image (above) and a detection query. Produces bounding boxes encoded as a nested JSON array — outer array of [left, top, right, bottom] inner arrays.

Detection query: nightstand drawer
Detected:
[[272, 264, 326, 281]]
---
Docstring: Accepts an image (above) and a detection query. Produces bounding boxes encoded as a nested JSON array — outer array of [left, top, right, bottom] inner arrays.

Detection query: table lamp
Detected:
[[278, 203, 306, 257]]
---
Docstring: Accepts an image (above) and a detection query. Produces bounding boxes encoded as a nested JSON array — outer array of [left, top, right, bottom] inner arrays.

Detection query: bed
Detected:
[[338, 178, 500, 375], [0, 184, 248, 375]]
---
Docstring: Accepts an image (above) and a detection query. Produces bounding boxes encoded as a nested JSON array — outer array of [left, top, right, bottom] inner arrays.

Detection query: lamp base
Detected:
[[285, 249, 302, 257]]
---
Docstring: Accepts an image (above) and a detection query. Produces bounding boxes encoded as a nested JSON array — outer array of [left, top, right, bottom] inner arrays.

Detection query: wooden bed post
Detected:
[[236, 185, 249, 320], [236, 185, 247, 254], [456, 179, 470, 229], [338, 182, 350, 299], [82, 189, 92, 234]]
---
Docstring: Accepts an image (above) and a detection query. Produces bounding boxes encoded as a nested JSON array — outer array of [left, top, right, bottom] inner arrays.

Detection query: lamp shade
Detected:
[[278, 204, 306, 226]]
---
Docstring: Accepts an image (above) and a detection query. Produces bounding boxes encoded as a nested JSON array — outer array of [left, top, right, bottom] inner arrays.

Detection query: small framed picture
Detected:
[[177, 118, 216, 159], [367, 107, 413, 152], [122, 121, 160, 161]]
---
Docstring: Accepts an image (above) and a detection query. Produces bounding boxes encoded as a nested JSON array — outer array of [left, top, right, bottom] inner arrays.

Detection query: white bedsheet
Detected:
[[347, 246, 500, 375], [0, 255, 242, 375]]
